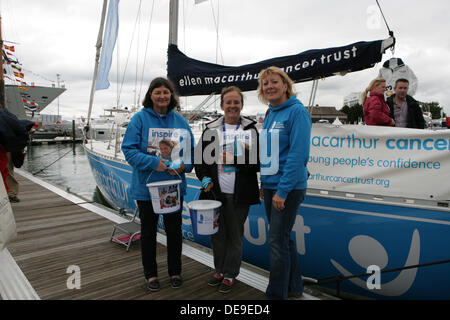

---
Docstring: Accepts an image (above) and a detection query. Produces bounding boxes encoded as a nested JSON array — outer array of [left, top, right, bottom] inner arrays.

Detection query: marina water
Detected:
[[21, 143, 111, 207]]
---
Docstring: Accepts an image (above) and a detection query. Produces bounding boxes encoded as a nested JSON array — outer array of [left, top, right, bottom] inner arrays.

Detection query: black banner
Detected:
[[167, 39, 392, 97]]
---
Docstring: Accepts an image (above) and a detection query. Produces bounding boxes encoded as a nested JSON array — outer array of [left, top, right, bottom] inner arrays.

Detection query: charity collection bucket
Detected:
[[187, 199, 222, 235], [146, 171, 182, 214]]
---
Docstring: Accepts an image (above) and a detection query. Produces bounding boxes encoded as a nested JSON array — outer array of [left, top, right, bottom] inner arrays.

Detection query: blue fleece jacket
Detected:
[[121, 107, 195, 201], [260, 95, 311, 198]]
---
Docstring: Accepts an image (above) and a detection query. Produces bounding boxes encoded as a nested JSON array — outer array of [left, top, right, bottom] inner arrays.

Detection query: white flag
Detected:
[[96, 0, 119, 90]]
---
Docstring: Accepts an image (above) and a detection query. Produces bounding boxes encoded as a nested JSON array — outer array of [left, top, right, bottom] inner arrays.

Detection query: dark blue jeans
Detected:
[[263, 189, 305, 300], [137, 199, 183, 280]]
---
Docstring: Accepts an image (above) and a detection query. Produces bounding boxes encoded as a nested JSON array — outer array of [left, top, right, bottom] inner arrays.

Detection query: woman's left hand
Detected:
[[272, 194, 286, 211], [168, 161, 185, 175]]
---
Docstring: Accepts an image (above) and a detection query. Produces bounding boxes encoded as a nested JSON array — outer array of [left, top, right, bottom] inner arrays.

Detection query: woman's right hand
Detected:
[[260, 186, 264, 200], [156, 159, 168, 172], [201, 176, 214, 192], [204, 182, 214, 192]]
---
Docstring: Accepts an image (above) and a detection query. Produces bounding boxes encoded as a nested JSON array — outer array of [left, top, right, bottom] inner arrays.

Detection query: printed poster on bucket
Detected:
[[149, 182, 181, 215], [196, 209, 219, 235]]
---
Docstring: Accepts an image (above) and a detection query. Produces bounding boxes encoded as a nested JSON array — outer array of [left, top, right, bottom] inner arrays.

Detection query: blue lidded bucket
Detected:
[[187, 200, 221, 235]]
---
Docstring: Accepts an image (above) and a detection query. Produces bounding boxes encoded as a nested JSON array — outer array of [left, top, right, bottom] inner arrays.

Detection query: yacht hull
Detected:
[[84, 143, 450, 300]]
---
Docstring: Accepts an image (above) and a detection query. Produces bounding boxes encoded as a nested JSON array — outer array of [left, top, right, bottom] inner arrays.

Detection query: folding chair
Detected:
[[110, 206, 141, 251]]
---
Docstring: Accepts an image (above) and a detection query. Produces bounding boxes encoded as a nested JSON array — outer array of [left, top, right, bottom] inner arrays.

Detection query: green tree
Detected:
[[340, 104, 364, 124], [420, 102, 446, 119]]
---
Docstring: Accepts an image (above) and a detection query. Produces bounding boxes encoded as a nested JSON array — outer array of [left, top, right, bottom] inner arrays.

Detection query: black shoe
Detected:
[[147, 279, 160, 292], [170, 276, 183, 288], [208, 274, 223, 287], [288, 292, 303, 299], [219, 279, 234, 293], [8, 195, 20, 203]]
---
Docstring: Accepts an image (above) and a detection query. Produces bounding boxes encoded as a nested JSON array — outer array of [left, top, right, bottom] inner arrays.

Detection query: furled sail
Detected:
[[167, 38, 394, 96]]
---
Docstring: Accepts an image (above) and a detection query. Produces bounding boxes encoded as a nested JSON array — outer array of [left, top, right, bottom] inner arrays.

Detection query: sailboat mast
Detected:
[[168, 0, 179, 46], [86, 0, 109, 127], [0, 15, 5, 109]]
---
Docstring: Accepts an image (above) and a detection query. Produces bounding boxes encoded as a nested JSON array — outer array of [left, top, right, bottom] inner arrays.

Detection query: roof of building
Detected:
[[309, 106, 347, 117]]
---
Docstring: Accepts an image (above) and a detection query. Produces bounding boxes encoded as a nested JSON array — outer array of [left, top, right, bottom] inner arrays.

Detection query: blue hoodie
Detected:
[[260, 95, 311, 198], [121, 107, 195, 201]]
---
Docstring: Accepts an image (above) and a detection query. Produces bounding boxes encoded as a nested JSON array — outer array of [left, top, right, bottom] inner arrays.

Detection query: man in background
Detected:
[[387, 78, 425, 129], [0, 107, 37, 202]]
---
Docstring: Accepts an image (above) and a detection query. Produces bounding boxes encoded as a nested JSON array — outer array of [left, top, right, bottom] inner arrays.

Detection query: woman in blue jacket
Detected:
[[121, 77, 194, 292], [257, 67, 311, 300]]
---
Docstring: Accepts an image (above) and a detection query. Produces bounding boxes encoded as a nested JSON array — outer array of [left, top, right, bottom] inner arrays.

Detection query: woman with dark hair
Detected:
[[122, 77, 194, 292], [142, 77, 180, 111], [194, 86, 260, 293]]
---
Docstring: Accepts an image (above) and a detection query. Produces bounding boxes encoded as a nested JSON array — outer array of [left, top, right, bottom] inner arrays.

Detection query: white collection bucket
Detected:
[[188, 200, 221, 235], [146, 179, 182, 214]]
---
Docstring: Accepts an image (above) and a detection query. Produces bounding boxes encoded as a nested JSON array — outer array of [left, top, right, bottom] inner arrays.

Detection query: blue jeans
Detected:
[[263, 189, 305, 300]]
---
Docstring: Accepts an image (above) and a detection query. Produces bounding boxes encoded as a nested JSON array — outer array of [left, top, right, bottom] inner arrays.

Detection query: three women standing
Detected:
[[257, 67, 312, 300], [122, 73, 310, 300], [122, 77, 195, 291], [195, 86, 260, 293]]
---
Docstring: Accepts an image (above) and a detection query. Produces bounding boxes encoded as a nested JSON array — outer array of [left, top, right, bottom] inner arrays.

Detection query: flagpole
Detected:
[[86, 0, 109, 127]]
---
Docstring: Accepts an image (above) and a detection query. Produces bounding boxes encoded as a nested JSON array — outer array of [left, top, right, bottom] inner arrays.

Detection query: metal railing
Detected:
[[308, 259, 450, 298]]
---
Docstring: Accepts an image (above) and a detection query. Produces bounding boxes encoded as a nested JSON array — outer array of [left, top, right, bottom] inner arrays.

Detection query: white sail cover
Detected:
[[378, 57, 418, 97]]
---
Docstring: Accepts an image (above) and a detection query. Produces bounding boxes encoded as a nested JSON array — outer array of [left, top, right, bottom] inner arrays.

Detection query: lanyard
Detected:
[[222, 119, 240, 146], [222, 119, 241, 134]]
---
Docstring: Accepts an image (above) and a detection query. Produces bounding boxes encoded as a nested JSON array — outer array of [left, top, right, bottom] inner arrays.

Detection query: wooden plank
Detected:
[[6, 173, 266, 300]]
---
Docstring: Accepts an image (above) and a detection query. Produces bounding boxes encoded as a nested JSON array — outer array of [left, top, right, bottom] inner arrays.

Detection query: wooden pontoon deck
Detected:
[[1, 172, 327, 301]]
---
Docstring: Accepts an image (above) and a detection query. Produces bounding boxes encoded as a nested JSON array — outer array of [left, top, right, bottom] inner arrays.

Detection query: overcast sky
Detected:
[[2, 0, 450, 119]]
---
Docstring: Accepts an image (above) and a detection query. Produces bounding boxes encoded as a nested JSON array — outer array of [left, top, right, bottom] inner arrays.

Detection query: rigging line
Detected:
[[137, 0, 155, 109], [182, 0, 187, 109], [26, 148, 64, 161], [375, 0, 393, 35], [118, 0, 143, 106], [31, 149, 74, 176], [117, 31, 120, 108], [203, 95, 220, 110], [182, 0, 186, 51], [19, 67, 57, 85], [134, 2, 142, 109], [209, 0, 224, 65]]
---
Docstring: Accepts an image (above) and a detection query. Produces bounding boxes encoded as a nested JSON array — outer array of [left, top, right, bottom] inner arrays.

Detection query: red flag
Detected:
[[14, 72, 24, 78], [4, 45, 15, 52]]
